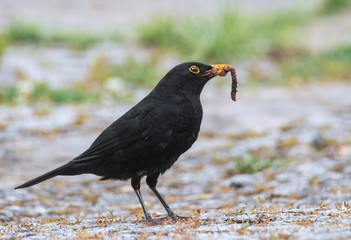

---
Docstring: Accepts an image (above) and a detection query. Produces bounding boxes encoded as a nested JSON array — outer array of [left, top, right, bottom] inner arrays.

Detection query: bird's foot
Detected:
[[166, 213, 191, 222], [142, 217, 161, 225], [140, 213, 191, 224], [136, 214, 162, 225]]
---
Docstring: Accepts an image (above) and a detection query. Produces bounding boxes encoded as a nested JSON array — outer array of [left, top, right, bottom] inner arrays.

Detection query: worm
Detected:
[[230, 67, 237, 101]]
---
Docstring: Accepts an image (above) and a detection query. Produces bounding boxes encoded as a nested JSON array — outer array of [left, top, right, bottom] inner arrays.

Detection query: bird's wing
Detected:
[[72, 101, 177, 163]]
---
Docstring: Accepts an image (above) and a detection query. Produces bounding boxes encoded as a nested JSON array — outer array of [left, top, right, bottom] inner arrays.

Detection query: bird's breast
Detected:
[[171, 99, 202, 150]]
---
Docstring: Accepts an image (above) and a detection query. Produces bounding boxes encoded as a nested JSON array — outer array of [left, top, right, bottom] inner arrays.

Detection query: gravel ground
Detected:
[[0, 83, 351, 239], [1, 0, 351, 239]]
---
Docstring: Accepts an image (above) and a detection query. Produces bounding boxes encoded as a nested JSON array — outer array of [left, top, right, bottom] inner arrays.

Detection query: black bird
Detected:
[[15, 62, 233, 222]]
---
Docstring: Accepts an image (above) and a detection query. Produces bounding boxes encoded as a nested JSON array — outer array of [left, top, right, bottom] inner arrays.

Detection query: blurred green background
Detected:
[[0, 0, 350, 105]]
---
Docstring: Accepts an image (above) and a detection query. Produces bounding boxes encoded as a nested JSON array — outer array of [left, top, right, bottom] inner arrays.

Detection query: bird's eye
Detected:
[[189, 66, 200, 74]]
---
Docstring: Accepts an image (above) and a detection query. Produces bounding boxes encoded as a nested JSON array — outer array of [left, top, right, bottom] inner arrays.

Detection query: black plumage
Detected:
[[15, 62, 233, 222]]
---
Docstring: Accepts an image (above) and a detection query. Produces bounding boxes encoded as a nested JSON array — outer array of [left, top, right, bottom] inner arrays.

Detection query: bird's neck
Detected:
[[152, 79, 206, 101], [151, 85, 202, 105]]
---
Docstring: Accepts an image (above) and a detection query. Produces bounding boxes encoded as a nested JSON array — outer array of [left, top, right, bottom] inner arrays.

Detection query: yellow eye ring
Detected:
[[189, 66, 200, 74]]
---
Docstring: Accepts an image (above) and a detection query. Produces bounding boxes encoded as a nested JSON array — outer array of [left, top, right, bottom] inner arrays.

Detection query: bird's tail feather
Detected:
[[15, 162, 76, 189]]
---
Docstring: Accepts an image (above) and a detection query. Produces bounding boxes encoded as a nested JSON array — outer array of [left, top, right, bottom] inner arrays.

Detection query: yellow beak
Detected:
[[203, 64, 233, 77]]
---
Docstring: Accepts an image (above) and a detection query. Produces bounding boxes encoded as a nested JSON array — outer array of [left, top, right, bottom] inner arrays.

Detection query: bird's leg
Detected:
[[146, 173, 187, 221], [131, 177, 156, 223]]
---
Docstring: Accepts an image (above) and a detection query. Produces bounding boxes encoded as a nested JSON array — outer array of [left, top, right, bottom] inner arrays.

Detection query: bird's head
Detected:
[[157, 62, 233, 96]]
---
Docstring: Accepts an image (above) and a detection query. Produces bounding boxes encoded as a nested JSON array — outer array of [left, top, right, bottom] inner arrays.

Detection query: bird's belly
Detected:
[[157, 128, 199, 171]]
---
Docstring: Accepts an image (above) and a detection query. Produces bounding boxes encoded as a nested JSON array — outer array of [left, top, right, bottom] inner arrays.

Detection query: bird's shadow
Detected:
[[133, 215, 194, 225], [133, 214, 276, 226]]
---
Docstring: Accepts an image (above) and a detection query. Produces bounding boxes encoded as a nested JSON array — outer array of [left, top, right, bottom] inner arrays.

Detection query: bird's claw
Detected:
[[143, 217, 161, 225], [166, 213, 191, 222]]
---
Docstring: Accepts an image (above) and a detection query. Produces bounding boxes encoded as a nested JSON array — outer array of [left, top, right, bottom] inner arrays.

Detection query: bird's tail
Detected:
[[15, 162, 76, 189]]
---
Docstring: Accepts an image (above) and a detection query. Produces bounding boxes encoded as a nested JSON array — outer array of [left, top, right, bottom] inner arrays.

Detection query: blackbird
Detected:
[[15, 62, 233, 222]]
